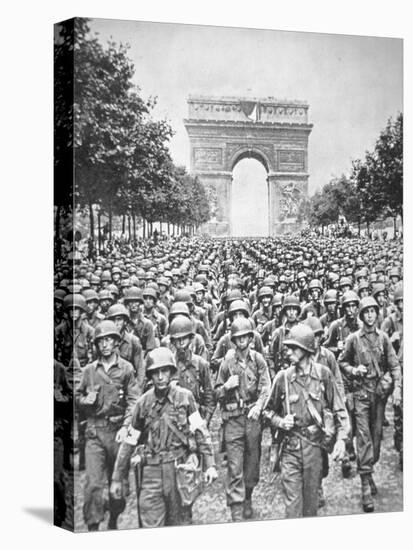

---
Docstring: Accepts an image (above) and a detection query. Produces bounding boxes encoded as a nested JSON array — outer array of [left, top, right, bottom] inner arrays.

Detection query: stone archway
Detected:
[[184, 95, 313, 236]]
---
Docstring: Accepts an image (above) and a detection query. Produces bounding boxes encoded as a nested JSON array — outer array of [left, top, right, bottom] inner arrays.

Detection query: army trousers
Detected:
[[83, 423, 125, 527], [223, 414, 262, 506], [139, 462, 190, 527], [353, 390, 385, 475], [280, 435, 323, 518]]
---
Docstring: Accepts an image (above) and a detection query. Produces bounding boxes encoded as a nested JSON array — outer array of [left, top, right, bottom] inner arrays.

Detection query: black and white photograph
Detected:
[[53, 15, 403, 533]]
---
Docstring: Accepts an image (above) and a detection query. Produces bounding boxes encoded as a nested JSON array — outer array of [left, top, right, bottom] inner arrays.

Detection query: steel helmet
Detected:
[[371, 282, 386, 298], [101, 270, 112, 283], [308, 279, 323, 292], [98, 289, 113, 301], [107, 304, 130, 321], [281, 295, 301, 314], [258, 286, 274, 300], [193, 282, 205, 294], [357, 281, 370, 294], [54, 289, 67, 303], [230, 318, 254, 342], [146, 347, 177, 375], [94, 320, 121, 343], [169, 315, 194, 339], [304, 316, 323, 336], [228, 299, 250, 317], [142, 287, 158, 300], [124, 287, 143, 303], [358, 296, 379, 318], [225, 289, 243, 304], [323, 289, 338, 304], [262, 277, 276, 288], [82, 289, 99, 302], [63, 293, 87, 312], [339, 277, 352, 288], [341, 290, 359, 306], [389, 267, 401, 278], [169, 302, 191, 321], [174, 289, 192, 304], [283, 323, 316, 354], [272, 293, 283, 307], [107, 283, 120, 296]]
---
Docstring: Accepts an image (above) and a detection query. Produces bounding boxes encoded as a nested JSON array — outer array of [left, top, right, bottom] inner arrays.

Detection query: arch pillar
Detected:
[[196, 171, 232, 236]]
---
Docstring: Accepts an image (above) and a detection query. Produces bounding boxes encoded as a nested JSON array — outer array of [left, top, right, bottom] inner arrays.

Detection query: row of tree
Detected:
[[54, 18, 210, 254], [300, 112, 403, 235]]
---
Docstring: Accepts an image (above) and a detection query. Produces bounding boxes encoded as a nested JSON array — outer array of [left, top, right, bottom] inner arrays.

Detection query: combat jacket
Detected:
[[112, 384, 215, 481], [265, 361, 349, 441], [129, 314, 156, 353], [144, 308, 168, 342], [88, 311, 105, 329], [314, 346, 345, 400], [118, 331, 145, 396], [211, 330, 264, 372], [55, 318, 94, 368], [76, 354, 138, 427], [215, 348, 270, 419], [174, 350, 216, 424], [267, 321, 298, 376], [381, 310, 403, 361], [338, 327, 401, 393], [325, 316, 360, 357], [252, 307, 272, 335]]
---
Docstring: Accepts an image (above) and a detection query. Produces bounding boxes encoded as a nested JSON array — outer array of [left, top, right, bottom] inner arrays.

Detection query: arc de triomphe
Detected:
[[184, 95, 313, 236]]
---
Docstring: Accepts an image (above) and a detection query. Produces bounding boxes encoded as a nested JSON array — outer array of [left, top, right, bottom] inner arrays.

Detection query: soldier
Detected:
[[76, 321, 138, 530], [300, 279, 325, 319], [215, 318, 270, 521], [106, 304, 145, 395], [142, 286, 168, 344], [162, 301, 208, 360], [338, 296, 402, 512], [263, 324, 348, 518], [252, 286, 274, 335], [83, 289, 105, 329], [325, 290, 360, 358], [261, 293, 283, 347], [381, 286, 403, 469], [267, 295, 301, 379], [98, 289, 114, 317], [123, 287, 156, 354], [319, 289, 339, 336], [110, 348, 218, 527], [169, 315, 215, 425]]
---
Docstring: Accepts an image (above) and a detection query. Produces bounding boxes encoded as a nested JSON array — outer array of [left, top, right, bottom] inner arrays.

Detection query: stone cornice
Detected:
[[187, 95, 309, 107]]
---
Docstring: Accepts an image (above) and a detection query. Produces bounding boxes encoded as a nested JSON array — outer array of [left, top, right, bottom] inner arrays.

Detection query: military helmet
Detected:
[[54, 289, 67, 303], [371, 282, 386, 298], [101, 270, 112, 283], [146, 347, 177, 375], [142, 286, 158, 300], [272, 293, 283, 307], [83, 289, 99, 302], [169, 315, 194, 339], [123, 286, 143, 303], [389, 267, 401, 279], [193, 282, 205, 294], [339, 276, 352, 288], [281, 295, 301, 314], [174, 289, 192, 304], [169, 301, 191, 321], [225, 289, 243, 304], [230, 318, 254, 342], [107, 304, 130, 320], [258, 286, 274, 300], [341, 290, 359, 306], [283, 323, 316, 354], [98, 289, 113, 301], [358, 296, 379, 318], [63, 293, 87, 312], [228, 299, 250, 317], [308, 279, 323, 291], [304, 316, 323, 336], [94, 320, 121, 343], [323, 289, 338, 304]]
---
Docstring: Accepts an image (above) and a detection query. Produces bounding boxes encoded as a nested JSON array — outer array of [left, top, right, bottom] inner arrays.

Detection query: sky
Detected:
[[89, 18, 402, 225]]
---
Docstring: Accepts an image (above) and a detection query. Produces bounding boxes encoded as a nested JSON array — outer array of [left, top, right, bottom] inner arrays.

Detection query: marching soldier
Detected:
[[110, 348, 218, 527]]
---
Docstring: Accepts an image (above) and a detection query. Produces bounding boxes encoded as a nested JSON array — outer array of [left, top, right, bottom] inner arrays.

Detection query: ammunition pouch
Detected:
[[376, 371, 394, 400]]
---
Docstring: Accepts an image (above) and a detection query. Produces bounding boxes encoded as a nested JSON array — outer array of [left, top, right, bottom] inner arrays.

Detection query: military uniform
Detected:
[[215, 347, 270, 517], [265, 361, 348, 517], [76, 354, 138, 528], [112, 384, 215, 528]]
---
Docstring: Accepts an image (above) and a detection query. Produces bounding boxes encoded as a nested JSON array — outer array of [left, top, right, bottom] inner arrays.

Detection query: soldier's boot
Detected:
[[108, 513, 119, 530], [88, 523, 99, 531], [368, 474, 377, 496], [243, 500, 253, 520], [318, 484, 326, 508], [341, 456, 352, 478], [361, 475, 374, 513], [230, 503, 244, 522]]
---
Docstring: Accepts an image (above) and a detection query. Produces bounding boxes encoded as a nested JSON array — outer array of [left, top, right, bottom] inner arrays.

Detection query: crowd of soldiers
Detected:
[[54, 233, 403, 530]]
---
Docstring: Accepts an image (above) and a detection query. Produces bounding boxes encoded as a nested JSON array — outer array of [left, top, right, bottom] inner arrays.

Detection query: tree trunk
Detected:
[[160, 221, 163, 235], [108, 203, 112, 241], [122, 214, 126, 235], [358, 218, 361, 236], [393, 215, 397, 239], [98, 211, 101, 253], [132, 213, 136, 242], [143, 218, 146, 239], [367, 220, 370, 238], [128, 215, 131, 242], [167, 222, 170, 236], [88, 200, 95, 256]]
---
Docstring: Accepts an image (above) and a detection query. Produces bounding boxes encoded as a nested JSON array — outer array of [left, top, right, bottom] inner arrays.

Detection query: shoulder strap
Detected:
[[162, 412, 189, 446], [294, 376, 325, 432]]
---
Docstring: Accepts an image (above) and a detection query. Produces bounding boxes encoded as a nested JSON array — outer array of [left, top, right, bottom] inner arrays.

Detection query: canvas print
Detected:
[[54, 17, 403, 532]]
